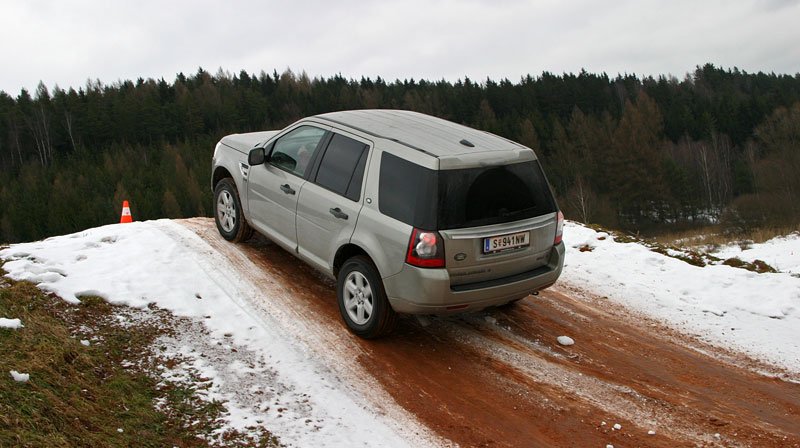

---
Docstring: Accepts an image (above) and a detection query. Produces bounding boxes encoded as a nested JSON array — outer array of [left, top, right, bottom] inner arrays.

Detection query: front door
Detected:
[[247, 125, 327, 252]]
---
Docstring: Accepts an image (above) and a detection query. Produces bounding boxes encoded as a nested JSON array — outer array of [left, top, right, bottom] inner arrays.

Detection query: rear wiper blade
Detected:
[[500, 206, 536, 218]]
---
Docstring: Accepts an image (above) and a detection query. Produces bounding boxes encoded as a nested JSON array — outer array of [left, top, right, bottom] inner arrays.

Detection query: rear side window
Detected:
[[379, 153, 437, 229], [437, 160, 556, 229], [314, 133, 369, 201]]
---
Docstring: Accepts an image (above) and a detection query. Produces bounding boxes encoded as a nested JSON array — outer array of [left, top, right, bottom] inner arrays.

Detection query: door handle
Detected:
[[280, 184, 295, 195], [329, 207, 348, 220]]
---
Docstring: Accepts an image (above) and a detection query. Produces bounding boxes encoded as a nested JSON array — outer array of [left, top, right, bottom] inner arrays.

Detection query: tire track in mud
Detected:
[[180, 218, 800, 448], [170, 219, 446, 448]]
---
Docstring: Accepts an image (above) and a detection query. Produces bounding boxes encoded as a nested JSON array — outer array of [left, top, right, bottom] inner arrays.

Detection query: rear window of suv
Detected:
[[379, 153, 556, 230], [437, 161, 557, 229]]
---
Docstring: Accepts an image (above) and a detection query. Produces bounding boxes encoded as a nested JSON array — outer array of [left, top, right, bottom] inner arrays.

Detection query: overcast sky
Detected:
[[1, 0, 798, 95]]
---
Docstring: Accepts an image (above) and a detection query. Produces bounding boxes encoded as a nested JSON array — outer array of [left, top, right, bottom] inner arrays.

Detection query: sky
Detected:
[[1, 0, 799, 95]]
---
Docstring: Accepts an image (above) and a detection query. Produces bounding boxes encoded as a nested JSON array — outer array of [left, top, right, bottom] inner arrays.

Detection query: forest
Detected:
[[0, 63, 799, 243]]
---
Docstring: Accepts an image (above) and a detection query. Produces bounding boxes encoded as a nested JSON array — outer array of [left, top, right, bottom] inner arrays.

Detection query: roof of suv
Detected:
[[314, 109, 523, 158]]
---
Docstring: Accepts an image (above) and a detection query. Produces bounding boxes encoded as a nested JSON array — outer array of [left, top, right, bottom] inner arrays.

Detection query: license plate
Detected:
[[483, 231, 530, 254]]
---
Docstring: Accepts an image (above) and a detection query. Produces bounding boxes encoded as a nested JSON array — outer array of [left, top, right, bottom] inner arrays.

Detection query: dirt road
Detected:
[[181, 218, 800, 447]]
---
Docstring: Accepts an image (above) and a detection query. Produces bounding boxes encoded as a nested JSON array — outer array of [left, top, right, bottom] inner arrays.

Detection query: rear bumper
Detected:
[[384, 242, 565, 314]]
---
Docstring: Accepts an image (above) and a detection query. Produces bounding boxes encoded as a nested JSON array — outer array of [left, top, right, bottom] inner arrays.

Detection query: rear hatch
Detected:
[[437, 160, 558, 287]]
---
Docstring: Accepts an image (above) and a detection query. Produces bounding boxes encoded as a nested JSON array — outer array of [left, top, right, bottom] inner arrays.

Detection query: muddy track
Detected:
[[181, 218, 800, 447]]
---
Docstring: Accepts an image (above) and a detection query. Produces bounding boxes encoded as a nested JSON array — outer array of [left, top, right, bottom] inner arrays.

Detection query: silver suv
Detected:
[[211, 110, 564, 338]]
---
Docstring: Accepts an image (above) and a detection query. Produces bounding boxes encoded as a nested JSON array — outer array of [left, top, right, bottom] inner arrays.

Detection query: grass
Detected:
[[721, 257, 778, 274], [650, 224, 800, 248], [0, 263, 281, 447], [584, 223, 780, 273]]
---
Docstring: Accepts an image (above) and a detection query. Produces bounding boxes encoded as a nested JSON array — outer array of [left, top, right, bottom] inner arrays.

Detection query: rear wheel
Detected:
[[337, 256, 397, 338], [214, 178, 252, 242]]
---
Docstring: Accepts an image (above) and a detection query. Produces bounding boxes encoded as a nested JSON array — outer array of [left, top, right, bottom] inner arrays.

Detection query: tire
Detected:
[[214, 178, 252, 242], [337, 256, 397, 338]]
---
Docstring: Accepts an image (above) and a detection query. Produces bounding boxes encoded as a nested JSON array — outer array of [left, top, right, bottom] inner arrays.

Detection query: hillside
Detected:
[[2, 219, 799, 446], [2, 65, 800, 244]]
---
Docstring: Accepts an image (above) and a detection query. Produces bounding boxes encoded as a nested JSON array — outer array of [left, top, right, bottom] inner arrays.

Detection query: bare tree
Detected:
[[693, 131, 733, 217], [710, 131, 733, 209], [697, 141, 713, 210], [25, 82, 55, 166], [64, 109, 78, 151], [10, 116, 22, 166], [568, 176, 592, 223]]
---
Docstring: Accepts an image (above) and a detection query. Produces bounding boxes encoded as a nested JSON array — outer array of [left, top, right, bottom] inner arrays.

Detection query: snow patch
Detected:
[[9, 370, 29, 382], [556, 335, 575, 346], [714, 232, 800, 275], [561, 222, 800, 373], [0, 318, 23, 329], [0, 220, 438, 447]]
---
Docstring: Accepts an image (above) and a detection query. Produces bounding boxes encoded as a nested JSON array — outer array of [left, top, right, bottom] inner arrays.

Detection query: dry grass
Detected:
[[1, 281, 167, 447], [584, 223, 780, 273], [651, 224, 800, 248], [0, 265, 281, 447]]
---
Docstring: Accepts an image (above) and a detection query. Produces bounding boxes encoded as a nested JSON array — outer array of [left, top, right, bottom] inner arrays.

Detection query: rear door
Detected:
[[441, 214, 558, 286], [247, 125, 327, 251], [437, 160, 558, 286], [296, 132, 370, 273]]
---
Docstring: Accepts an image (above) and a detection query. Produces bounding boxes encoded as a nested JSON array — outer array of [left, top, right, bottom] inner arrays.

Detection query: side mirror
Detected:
[[248, 148, 265, 166]]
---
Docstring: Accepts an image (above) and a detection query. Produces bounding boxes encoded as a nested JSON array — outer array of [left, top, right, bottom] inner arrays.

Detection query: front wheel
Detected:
[[337, 256, 397, 338], [214, 178, 252, 242]]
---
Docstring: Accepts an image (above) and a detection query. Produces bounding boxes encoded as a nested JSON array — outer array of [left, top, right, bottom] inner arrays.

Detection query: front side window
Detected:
[[269, 126, 326, 177]]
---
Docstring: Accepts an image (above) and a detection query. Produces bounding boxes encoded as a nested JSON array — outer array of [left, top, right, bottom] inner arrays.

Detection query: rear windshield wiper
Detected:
[[499, 205, 536, 218]]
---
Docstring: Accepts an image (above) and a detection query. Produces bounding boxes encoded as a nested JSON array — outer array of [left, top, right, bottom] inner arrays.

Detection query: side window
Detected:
[[314, 133, 368, 201], [378, 152, 437, 229], [269, 126, 326, 177]]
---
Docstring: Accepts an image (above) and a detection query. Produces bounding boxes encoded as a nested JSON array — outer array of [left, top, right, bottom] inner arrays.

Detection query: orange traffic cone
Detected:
[[120, 200, 133, 223]]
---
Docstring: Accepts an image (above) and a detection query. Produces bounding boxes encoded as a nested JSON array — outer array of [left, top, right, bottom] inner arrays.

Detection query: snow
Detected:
[[0, 318, 23, 329], [9, 370, 29, 382], [0, 220, 438, 448], [80, 339, 90, 346], [612, 423, 622, 430], [2, 217, 799, 442], [556, 335, 575, 346], [714, 233, 800, 275], [561, 221, 800, 373]]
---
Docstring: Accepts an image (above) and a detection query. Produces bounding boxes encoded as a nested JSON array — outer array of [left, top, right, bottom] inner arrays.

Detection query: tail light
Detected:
[[554, 211, 564, 245], [406, 228, 445, 268]]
